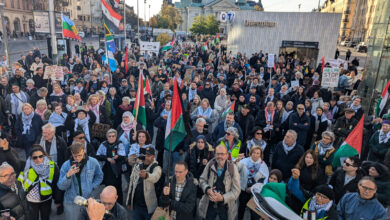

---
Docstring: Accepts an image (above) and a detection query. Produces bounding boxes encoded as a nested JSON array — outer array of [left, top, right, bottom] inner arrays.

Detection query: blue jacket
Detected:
[[337, 192, 386, 220], [57, 157, 103, 202]]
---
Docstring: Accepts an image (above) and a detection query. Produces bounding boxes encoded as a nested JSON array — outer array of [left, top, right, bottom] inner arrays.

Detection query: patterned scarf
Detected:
[[22, 112, 34, 134], [379, 130, 390, 144], [350, 103, 361, 112], [121, 112, 134, 139], [308, 196, 333, 219], [317, 141, 334, 156], [265, 109, 275, 124], [24, 156, 51, 181], [74, 118, 90, 142], [35, 108, 47, 121], [282, 140, 296, 154], [39, 136, 58, 163], [197, 106, 212, 118]]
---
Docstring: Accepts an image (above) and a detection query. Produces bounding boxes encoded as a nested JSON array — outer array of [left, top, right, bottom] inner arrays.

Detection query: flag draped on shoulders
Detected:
[[222, 101, 235, 118], [376, 79, 390, 117], [62, 15, 82, 41], [102, 22, 118, 72], [332, 115, 364, 168], [164, 78, 187, 151], [133, 73, 147, 128]]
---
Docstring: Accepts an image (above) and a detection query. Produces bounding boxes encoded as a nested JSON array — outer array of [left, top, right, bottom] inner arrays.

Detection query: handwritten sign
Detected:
[[321, 67, 340, 87], [43, 65, 64, 81], [291, 80, 300, 88], [43, 66, 56, 79]]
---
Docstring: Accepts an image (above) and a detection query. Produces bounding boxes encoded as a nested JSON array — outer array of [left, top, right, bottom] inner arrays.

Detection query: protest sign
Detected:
[[291, 80, 300, 88], [267, 54, 274, 68], [52, 66, 64, 81], [140, 41, 160, 56], [44, 65, 56, 79], [321, 67, 340, 87]]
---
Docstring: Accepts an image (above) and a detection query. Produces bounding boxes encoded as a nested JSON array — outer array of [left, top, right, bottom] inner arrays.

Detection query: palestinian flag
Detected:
[[133, 73, 147, 128], [164, 78, 187, 151], [376, 79, 390, 117], [332, 115, 364, 168], [216, 33, 220, 44], [144, 77, 152, 96], [161, 37, 176, 52], [62, 15, 82, 41], [222, 101, 235, 118], [202, 41, 208, 51], [124, 45, 129, 74]]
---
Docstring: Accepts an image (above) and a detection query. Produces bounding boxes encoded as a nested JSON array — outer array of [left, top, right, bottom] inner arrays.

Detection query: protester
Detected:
[[311, 131, 336, 177]]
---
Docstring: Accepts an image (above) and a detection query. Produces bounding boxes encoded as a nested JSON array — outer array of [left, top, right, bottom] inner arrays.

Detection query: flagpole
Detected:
[[123, 0, 127, 43]]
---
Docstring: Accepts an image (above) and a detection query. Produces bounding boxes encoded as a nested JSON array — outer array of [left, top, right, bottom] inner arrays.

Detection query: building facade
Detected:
[[351, 0, 377, 42], [63, 0, 103, 34], [0, 0, 34, 36], [227, 11, 341, 65], [359, 0, 390, 114], [175, 0, 262, 33], [320, 0, 357, 42]]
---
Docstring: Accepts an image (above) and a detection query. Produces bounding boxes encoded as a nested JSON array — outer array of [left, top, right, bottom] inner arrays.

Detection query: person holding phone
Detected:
[[17, 145, 60, 220], [57, 142, 103, 220]]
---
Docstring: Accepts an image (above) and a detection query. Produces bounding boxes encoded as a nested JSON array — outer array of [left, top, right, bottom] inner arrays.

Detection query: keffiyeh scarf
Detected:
[[22, 112, 34, 135]]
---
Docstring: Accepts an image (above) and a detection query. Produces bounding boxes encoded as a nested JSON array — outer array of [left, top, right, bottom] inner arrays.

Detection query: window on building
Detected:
[[11, 0, 14, 8], [77, 6, 81, 10]]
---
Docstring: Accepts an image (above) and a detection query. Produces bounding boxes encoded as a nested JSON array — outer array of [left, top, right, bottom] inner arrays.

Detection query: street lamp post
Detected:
[[48, 0, 57, 64], [137, 0, 140, 35], [0, 3, 10, 69]]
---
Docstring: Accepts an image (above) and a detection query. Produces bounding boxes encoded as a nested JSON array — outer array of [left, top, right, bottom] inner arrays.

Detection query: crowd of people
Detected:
[[0, 38, 388, 220]]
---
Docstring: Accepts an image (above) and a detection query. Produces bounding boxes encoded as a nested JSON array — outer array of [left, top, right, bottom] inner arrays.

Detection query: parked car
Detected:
[[340, 41, 349, 46], [79, 31, 85, 38]]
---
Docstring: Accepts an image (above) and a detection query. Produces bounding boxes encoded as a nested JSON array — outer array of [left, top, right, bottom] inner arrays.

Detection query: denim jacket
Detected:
[[57, 157, 103, 202]]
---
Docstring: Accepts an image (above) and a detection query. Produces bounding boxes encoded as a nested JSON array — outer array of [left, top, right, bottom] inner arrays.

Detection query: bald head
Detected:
[[100, 186, 118, 211]]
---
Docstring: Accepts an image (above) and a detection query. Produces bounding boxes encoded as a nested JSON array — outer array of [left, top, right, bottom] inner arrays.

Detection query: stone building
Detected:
[[0, 0, 35, 36]]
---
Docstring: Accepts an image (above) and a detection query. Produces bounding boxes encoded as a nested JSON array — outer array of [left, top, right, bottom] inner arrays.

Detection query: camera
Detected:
[[138, 148, 146, 161]]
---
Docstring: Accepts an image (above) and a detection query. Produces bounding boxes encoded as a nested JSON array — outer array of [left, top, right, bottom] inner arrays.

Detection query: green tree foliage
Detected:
[[190, 14, 219, 35], [156, 33, 171, 46], [149, 2, 183, 31]]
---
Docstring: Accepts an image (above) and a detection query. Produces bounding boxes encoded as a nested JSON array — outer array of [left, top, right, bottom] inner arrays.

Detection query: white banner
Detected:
[[321, 67, 340, 88], [33, 11, 64, 33], [140, 41, 160, 56], [267, 54, 275, 68]]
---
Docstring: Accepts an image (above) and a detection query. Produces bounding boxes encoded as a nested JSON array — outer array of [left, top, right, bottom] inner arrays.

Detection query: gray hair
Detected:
[[42, 123, 56, 132], [36, 99, 47, 107], [322, 131, 335, 143], [0, 162, 14, 174], [106, 129, 117, 138], [26, 79, 35, 85], [109, 87, 116, 93], [286, 130, 298, 140], [122, 96, 131, 103], [37, 87, 48, 96], [227, 127, 239, 139], [195, 118, 206, 125]]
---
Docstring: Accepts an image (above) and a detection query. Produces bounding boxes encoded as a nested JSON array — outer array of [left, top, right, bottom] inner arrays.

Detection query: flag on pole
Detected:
[[102, 22, 117, 72], [321, 56, 325, 73], [62, 15, 82, 41], [164, 78, 187, 151], [124, 46, 129, 74], [133, 73, 147, 128], [216, 33, 220, 44], [144, 77, 152, 96], [376, 79, 390, 117], [332, 115, 364, 168], [101, 0, 123, 33], [161, 37, 176, 52], [202, 41, 208, 51], [222, 101, 236, 118]]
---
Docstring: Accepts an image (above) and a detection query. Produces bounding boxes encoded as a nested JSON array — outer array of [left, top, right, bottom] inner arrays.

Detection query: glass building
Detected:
[[360, 0, 390, 115]]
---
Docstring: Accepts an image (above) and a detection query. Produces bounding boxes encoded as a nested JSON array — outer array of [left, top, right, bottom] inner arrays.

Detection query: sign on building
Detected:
[[321, 67, 340, 87], [140, 41, 160, 56], [33, 11, 66, 33]]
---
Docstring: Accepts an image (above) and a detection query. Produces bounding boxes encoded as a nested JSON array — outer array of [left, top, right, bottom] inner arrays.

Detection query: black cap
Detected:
[[145, 146, 155, 155], [344, 108, 355, 113], [314, 185, 335, 201]]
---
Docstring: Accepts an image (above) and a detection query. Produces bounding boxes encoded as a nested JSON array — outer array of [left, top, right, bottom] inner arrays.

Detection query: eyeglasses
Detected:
[[359, 184, 376, 192], [344, 161, 355, 167], [108, 135, 116, 138], [225, 132, 232, 136], [256, 132, 263, 135], [315, 193, 329, 200], [0, 172, 16, 178], [32, 155, 44, 160], [76, 136, 85, 140], [297, 108, 304, 110]]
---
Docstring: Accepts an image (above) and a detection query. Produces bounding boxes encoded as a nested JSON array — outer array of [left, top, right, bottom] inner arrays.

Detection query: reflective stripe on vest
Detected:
[[220, 140, 241, 160], [18, 161, 55, 196], [300, 198, 329, 220]]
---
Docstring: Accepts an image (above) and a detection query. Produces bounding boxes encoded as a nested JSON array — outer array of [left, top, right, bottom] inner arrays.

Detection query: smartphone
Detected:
[[0, 208, 11, 220], [71, 161, 79, 169]]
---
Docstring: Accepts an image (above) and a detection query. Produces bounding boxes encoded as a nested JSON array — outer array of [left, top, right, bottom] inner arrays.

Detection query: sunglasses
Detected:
[[32, 155, 44, 160], [297, 108, 305, 110], [256, 132, 263, 135], [76, 136, 85, 140], [225, 132, 232, 136], [344, 161, 355, 167]]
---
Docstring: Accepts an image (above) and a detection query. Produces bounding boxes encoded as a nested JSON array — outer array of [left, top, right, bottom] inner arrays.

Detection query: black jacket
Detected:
[[160, 172, 197, 220], [329, 168, 363, 203], [0, 147, 23, 173], [0, 182, 29, 220], [14, 113, 43, 146], [271, 141, 304, 181], [298, 166, 327, 192]]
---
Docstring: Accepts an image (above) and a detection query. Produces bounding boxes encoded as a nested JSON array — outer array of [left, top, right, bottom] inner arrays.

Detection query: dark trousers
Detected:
[[205, 203, 227, 220], [238, 190, 252, 220], [29, 199, 52, 220], [131, 205, 152, 220]]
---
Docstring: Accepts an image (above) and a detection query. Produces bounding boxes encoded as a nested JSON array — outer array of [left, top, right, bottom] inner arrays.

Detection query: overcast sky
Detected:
[[125, 0, 327, 21]]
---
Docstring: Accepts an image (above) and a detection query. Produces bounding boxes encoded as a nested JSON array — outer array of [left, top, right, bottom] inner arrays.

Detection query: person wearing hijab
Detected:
[[18, 145, 60, 220], [116, 111, 141, 156], [15, 103, 43, 157], [368, 120, 390, 163]]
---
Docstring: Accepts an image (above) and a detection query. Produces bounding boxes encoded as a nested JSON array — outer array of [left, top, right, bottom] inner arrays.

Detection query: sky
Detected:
[[126, 0, 328, 21]]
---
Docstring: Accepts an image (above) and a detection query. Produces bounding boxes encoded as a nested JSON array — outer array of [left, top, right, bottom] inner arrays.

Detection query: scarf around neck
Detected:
[[308, 196, 333, 219], [49, 112, 67, 127], [265, 109, 275, 123], [317, 141, 334, 156], [282, 140, 296, 154], [35, 108, 47, 121], [249, 138, 267, 151], [350, 103, 361, 112], [75, 118, 90, 142], [22, 112, 34, 134], [197, 106, 212, 118], [379, 130, 390, 144], [39, 136, 58, 163], [24, 156, 51, 181], [11, 92, 27, 115]]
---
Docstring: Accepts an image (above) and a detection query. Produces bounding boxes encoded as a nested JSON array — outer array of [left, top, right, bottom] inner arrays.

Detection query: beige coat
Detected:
[[126, 160, 162, 214], [198, 158, 241, 220]]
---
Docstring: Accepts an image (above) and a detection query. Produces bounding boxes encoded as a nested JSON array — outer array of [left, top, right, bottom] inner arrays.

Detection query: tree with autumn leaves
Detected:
[[150, 2, 183, 31]]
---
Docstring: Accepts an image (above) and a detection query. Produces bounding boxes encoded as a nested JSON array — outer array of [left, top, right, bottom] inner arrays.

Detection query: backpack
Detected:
[[149, 163, 165, 203]]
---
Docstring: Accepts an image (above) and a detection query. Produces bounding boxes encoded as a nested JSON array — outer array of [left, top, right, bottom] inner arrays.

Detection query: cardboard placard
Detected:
[[91, 123, 111, 139], [321, 67, 340, 87]]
